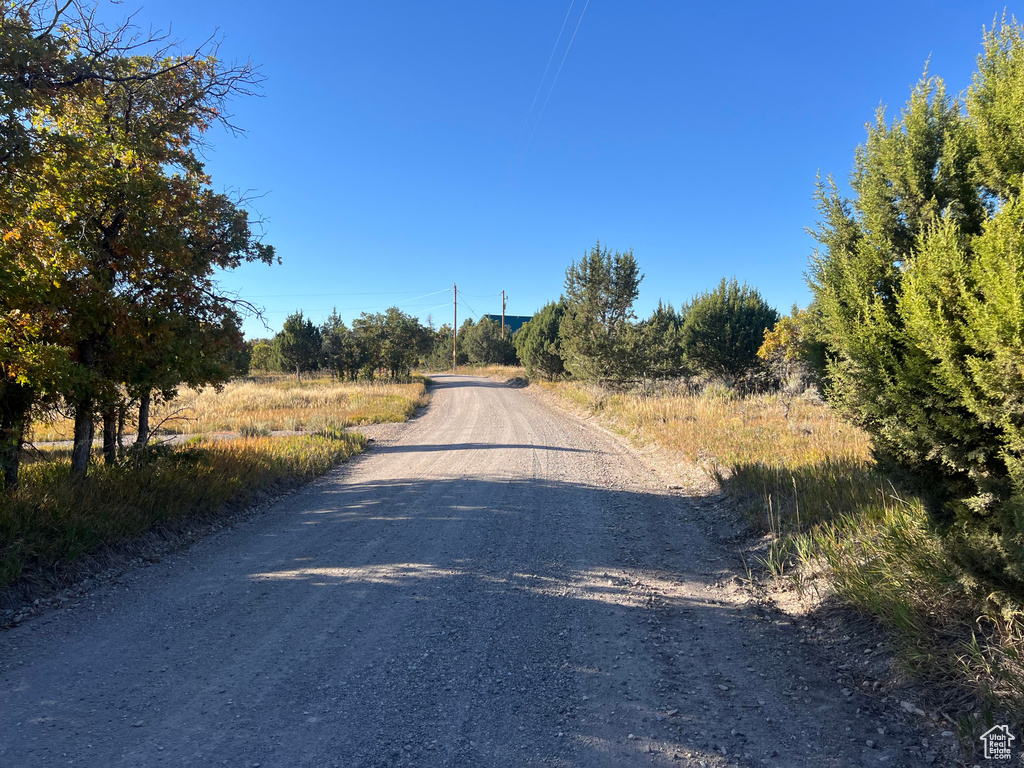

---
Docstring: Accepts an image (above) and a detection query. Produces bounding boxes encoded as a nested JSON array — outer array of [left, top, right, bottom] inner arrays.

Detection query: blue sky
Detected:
[[113, 1, 1009, 337]]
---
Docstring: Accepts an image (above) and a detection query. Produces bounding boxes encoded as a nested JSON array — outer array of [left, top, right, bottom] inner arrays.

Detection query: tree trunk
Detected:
[[0, 383, 34, 491], [135, 389, 151, 451], [70, 396, 94, 476], [117, 404, 125, 461], [102, 407, 117, 465], [296, 364, 301, 383], [71, 338, 98, 476]]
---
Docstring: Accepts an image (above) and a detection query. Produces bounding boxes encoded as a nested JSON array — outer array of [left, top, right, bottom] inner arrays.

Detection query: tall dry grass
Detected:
[[542, 381, 876, 529], [450, 364, 527, 380], [29, 373, 430, 441]]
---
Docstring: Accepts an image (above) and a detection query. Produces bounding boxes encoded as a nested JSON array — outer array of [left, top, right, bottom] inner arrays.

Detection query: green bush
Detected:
[[809, 21, 1024, 596], [514, 300, 566, 380], [637, 301, 688, 380], [461, 317, 518, 365], [679, 278, 778, 386]]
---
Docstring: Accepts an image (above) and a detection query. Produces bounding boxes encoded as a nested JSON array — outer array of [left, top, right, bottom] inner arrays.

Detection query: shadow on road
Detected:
[[372, 442, 595, 455], [426, 376, 508, 390], [228, 475, 881, 768]]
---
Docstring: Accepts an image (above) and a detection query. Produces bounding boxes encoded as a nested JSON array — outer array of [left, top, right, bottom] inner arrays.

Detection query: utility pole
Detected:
[[501, 290, 506, 340], [452, 282, 457, 371]]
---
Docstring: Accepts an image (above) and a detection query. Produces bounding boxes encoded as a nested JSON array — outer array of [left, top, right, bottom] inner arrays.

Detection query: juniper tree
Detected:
[[809, 21, 1024, 593], [638, 302, 688, 381], [514, 300, 566, 381], [679, 278, 778, 386], [560, 241, 643, 383], [462, 318, 517, 366], [275, 312, 321, 382]]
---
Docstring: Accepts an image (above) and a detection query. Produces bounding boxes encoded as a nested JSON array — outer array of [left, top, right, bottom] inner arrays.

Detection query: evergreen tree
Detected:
[[810, 23, 1024, 593], [638, 302, 688, 380], [560, 241, 643, 383], [462, 318, 518, 365], [320, 310, 361, 380], [679, 278, 778, 385], [381, 307, 430, 378], [274, 312, 321, 382], [514, 300, 566, 380], [422, 324, 466, 370]]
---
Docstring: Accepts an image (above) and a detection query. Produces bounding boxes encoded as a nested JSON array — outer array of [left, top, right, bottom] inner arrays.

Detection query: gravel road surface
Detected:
[[1, 375, 934, 767]]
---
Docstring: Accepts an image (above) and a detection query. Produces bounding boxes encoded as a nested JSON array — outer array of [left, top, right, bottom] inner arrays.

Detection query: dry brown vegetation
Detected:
[[29, 374, 430, 441], [4, 375, 430, 594], [450, 363, 527, 381]]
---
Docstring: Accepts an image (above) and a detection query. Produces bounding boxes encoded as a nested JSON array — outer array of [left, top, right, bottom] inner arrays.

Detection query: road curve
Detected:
[[1, 375, 921, 767]]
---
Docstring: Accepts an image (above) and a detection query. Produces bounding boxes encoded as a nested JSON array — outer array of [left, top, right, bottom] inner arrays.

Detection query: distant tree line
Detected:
[[513, 241, 783, 390], [250, 306, 522, 381], [250, 308, 431, 381]]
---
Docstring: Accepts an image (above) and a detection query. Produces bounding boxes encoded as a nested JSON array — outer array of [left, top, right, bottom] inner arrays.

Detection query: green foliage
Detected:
[[968, 20, 1024, 199], [422, 324, 466, 370], [679, 278, 779, 385], [320, 310, 363, 380], [514, 300, 565, 380], [637, 301, 689, 380], [382, 307, 432, 378], [560, 240, 644, 383], [249, 340, 275, 372], [274, 312, 322, 381], [809, 22, 1024, 595], [461, 317, 518, 365], [0, 1, 274, 482], [351, 307, 431, 379]]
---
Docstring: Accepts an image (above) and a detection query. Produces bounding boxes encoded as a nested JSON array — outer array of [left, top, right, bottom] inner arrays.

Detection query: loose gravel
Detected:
[[0, 375, 951, 766]]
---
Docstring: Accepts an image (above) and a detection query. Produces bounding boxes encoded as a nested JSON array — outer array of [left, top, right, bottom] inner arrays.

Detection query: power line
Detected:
[[459, 296, 482, 321], [244, 288, 448, 298], [251, 288, 453, 317], [511, 0, 576, 163], [521, 0, 590, 160], [420, 301, 454, 313]]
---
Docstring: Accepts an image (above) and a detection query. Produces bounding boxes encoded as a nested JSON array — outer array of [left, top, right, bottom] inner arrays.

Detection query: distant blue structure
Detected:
[[481, 314, 533, 336]]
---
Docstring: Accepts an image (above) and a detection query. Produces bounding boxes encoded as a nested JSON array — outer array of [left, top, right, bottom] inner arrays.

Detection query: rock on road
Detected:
[[2, 375, 921, 767]]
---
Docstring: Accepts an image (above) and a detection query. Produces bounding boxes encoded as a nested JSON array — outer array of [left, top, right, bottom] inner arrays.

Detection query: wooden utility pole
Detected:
[[452, 282, 458, 371], [501, 290, 506, 340]]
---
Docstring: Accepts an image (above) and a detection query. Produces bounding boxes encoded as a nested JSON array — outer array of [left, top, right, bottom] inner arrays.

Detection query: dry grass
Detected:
[[543, 379, 1024, 727], [541, 381, 876, 529], [5, 374, 430, 593], [449, 364, 527, 380], [28, 373, 430, 441], [1, 432, 365, 591]]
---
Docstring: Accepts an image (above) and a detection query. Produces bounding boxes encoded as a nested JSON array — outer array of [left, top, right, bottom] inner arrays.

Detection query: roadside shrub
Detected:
[[560, 241, 643, 384], [636, 302, 689, 381], [514, 300, 566, 380], [809, 23, 1024, 597], [679, 278, 778, 388]]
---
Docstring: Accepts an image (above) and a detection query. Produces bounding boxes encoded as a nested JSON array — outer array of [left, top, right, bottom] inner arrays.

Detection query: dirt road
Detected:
[[1, 375, 933, 766]]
